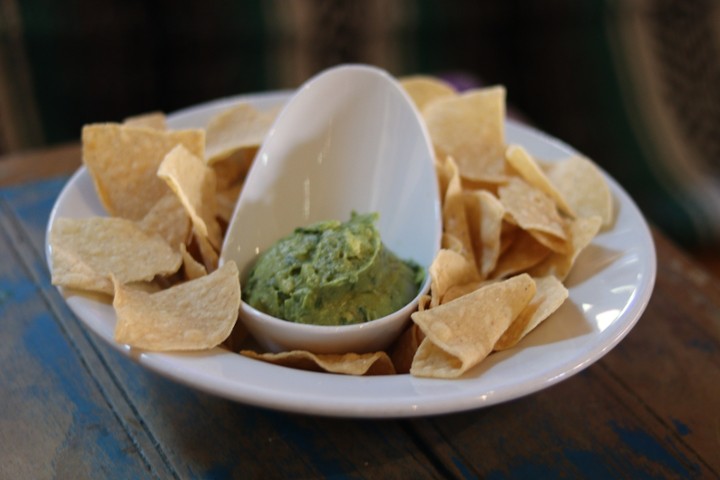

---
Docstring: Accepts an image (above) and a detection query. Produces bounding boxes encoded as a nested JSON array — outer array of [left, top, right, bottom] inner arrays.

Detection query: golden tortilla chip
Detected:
[[49, 217, 182, 295], [241, 350, 396, 376], [442, 280, 489, 304], [389, 324, 425, 374], [435, 155, 454, 201], [410, 274, 536, 378], [205, 102, 277, 165], [464, 189, 505, 277], [424, 86, 507, 183], [212, 146, 257, 190], [429, 248, 481, 307], [546, 155, 614, 228], [113, 261, 241, 350], [136, 193, 192, 249], [179, 243, 207, 280], [399, 75, 457, 113], [158, 144, 222, 250], [505, 145, 573, 216], [216, 183, 242, 224], [495, 275, 568, 351], [123, 111, 166, 130], [528, 215, 603, 280], [442, 232, 465, 255], [491, 230, 551, 280], [82, 123, 205, 220], [442, 156, 475, 264], [192, 228, 219, 273], [498, 177, 567, 243]]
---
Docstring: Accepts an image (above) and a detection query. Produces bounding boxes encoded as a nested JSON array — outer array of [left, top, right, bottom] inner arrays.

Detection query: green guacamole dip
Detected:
[[243, 212, 423, 326]]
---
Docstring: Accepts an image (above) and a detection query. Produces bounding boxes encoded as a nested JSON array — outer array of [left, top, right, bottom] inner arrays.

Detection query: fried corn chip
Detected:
[[506, 145, 573, 216], [528, 215, 603, 281], [212, 147, 257, 190], [429, 249, 481, 307], [399, 75, 457, 113], [136, 193, 192, 249], [464, 189, 505, 277], [240, 350, 396, 376], [498, 177, 567, 247], [442, 280, 489, 304], [205, 102, 277, 165], [113, 261, 241, 350], [494, 275, 568, 351], [216, 183, 243, 224], [82, 123, 205, 220], [389, 324, 425, 374], [158, 144, 222, 250], [424, 86, 507, 183], [192, 228, 219, 273], [49, 217, 182, 295], [546, 155, 614, 228], [410, 274, 536, 378], [491, 230, 551, 280], [179, 243, 207, 280], [123, 111, 167, 130], [442, 156, 475, 264]]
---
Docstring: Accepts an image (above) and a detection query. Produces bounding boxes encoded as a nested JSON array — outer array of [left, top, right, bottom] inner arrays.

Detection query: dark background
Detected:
[[2, 0, 718, 246]]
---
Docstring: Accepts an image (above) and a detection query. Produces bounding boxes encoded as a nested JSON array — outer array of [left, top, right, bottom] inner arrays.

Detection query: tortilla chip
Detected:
[[82, 123, 205, 220], [241, 350, 396, 376], [423, 86, 507, 183], [498, 177, 567, 244], [179, 243, 207, 280], [442, 156, 475, 264], [528, 215, 603, 281], [136, 193, 192, 249], [212, 146, 257, 190], [399, 75, 457, 113], [192, 228, 219, 273], [495, 275, 568, 351], [389, 324, 426, 374], [505, 145, 573, 216], [113, 261, 241, 350], [429, 248, 481, 307], [157, 144, 222, 250], [442, 232, 465, 255], [123, 111, 166, 130], [410, 274, 536, 378], [205, 102, 277, 165], [491, 230, 551, 279], [464, 189, 505, 277], [442, 280, 489, 304], [546, 155, 613, 228], [216, 183, 242, 224], [49, 217, 182, 295]]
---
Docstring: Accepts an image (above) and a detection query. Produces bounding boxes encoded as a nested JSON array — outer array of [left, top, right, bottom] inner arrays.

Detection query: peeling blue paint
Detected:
[[609, 421, 697, 477], [21, 312, 148, 477], [687, 338, 717, 354], [451, 455, 478, 479], [671, 419, 691, 436]]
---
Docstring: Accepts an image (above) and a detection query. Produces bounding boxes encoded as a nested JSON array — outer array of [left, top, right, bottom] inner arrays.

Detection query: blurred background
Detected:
[[1, 0, 719, 251]]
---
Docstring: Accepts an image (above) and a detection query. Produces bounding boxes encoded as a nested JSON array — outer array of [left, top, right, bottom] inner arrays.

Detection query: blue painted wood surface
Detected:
[[1, 176, 718, 479]]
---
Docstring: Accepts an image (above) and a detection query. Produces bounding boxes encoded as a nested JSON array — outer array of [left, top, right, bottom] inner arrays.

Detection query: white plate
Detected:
[[46, 90, 656, 418]]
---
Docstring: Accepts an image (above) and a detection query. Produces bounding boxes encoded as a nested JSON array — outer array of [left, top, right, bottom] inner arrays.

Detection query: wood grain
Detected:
[[0, 142, 80, 187]]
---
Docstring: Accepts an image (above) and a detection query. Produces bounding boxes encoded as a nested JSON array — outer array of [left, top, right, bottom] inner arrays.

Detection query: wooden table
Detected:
[[2, 144, 719, 479]]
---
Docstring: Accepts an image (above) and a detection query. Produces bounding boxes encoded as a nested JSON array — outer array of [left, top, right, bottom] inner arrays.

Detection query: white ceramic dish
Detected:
[[220, 65, 441, 354], [46, 90, 656, 418]]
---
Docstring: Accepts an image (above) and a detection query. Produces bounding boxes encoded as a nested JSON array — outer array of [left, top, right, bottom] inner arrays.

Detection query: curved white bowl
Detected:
[[219, 64, 442, 353]]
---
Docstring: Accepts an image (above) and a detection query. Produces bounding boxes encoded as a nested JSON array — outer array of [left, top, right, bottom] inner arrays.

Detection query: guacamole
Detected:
[[243, 212, 423, 326]]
